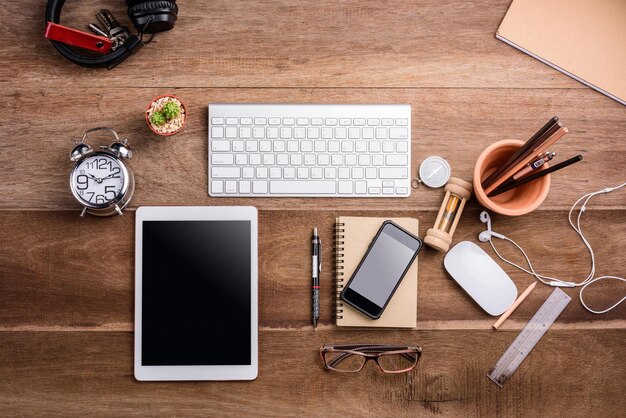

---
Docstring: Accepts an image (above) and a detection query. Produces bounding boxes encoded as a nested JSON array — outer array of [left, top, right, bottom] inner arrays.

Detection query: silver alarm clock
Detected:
[[69, 127, 135, 217]]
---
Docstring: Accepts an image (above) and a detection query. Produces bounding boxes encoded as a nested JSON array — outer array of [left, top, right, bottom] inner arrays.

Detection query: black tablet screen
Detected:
[[142, 221, 251, 366]]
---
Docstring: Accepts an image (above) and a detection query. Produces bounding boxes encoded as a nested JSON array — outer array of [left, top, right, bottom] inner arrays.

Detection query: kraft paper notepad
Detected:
[[496, 0, 626, 106], [334, 217, 418, 328]]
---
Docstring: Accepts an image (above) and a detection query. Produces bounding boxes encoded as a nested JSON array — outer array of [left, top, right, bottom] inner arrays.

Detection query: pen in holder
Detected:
[[424, 177, 473, 252]]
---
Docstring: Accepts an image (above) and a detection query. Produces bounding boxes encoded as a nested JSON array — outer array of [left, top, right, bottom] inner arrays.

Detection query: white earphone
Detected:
[[478, 182, 626, 314]]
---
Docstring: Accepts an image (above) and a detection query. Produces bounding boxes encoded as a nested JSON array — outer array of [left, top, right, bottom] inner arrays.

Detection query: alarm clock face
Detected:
[[71, 153, 127, 205]]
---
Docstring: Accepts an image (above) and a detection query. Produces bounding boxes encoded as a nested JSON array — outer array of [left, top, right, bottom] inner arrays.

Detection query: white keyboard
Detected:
[[208, 104, 411, 197]]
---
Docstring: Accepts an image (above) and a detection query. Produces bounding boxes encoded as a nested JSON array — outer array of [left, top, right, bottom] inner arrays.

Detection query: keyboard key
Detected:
[[267, 127, 279, 139], [211, 126, 224, 138], [297, 167, 309, 179], [338, 167, 350, 179], [321, 127, 333, 139], [372, 154, 384, 166], [375, 127, 387, 139], [353, 118, 365, 126], [263, 154, 275, 165], [345, 154, 357, 166], [257, 167, 268, 178], [341, 141, 354, 152], [325, 118, 338, 126], [381, 118, 394, 126], [240, 118, 252, 125], [276, 153, 289, 165], [226, 117, 238, 125], [383, 187, 394, 194], [382, 180, 395, 188], [338, 181, 353, 194], [232, 140, 244, 152], [246, 140, 258, 152], [301, 141, 313, 152], [311, 118, 323, 126], [284, 167, 296, 178], [235, 154, 247, 165], [212, 167, 240, 178], [212, 141, 230, 151], [369, 141, 382, 152], [368, 187, 381, 194], [311, 167, 323, 179], [282, 117, 295, 126], [254, 117, 267, 125], [253, 127, 265, 138], [242, 167, 254, 178], [356, 181, 367, 194], [362, 127, 374, 139], [358, 154, 371, 166], [239, 127, 251, 139], [240, 180, 251, 193], [386, 155, 408, 166], [382, 142, 394, 152], [270, 167, 282, 178], [211, 117, 224, 125], [225, 127, 237, 138], [352, 167, 364, 179], [249, 154, 261, 165], [273, 140, 285, 152], [355, 141, 367, 152], [259, 141, 272, 152], [331, 155, 343, 165], [294, 127, 306, 139], [395, 118, 408, 126], [314, 141, 326, 152], [396, 142, 408, 152], [270, 181, 335, 194], [389, 127, 408, 139], [225, 181, 237, 193], [379, 168, 408, 179], [318, 154, 330, 165], [268, 117, 281, 125], [212, 154, 234, 165], [253, 180, 268, 193], [287, 141, 299, 152], [335, 127, 347, 139], [328, 141, 340, 152], [324, 167, 336, 179], [367, 118, 380, 126], [280, 127, 292, 139], [290, 154, 302, 165], [296, 118, 309, 125], [339, 118, 351, 126], [396, 187, 408, 194], [211, 180, 223, 193], [348, 127, 360, 139], [304, 154, 316, 165], [365, 167, 377, 178], [307, 127, 320, 139]]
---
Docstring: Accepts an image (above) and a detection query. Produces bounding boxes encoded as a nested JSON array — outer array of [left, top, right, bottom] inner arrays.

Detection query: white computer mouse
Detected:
[[444, 241, 517, 316]]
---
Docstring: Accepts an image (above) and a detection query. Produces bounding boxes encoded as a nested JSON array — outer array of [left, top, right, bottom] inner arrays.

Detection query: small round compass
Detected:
[[412, 156, 451, 189]]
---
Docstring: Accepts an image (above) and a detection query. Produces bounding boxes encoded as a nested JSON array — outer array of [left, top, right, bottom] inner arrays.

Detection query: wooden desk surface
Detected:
[[1, 1, 625, 416]]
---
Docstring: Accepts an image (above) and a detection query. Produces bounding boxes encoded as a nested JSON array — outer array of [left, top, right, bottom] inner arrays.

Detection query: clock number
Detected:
[[97, 158, 111, 170], [105, 185, 117, 201], [95, 195, 106, 204], [86, 192, 95, 202], [76, 174, 89, 190], [110, 166, 121, 178]]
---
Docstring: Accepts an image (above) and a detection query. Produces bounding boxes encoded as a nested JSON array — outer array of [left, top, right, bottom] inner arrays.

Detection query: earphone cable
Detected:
[[487, 182, 626, 314]]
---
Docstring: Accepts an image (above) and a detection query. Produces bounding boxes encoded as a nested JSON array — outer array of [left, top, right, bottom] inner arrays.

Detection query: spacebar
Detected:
[[270, 181, 336, 194]]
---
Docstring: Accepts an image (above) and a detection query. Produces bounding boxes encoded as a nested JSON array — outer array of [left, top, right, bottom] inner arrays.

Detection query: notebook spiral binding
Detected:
[[334, 221, 345, 319]]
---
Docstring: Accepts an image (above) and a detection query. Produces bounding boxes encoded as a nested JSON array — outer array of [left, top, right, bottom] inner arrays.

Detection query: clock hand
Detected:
[[426, 166, 442, 179], [87, 174, 103, 183]]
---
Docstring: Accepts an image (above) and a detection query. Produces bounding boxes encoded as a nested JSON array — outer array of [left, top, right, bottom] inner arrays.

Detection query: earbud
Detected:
[[478, 211, 505, 242]]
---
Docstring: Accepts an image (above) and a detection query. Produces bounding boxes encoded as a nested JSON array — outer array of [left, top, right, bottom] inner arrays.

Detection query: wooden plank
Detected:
[[2, 87, 625, 210], [3, 0, 585, 89], [0, 330, 624, 416], [1, 209, 624, 330]]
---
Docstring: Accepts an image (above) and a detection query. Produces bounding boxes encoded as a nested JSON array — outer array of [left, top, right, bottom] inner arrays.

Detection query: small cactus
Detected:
[[162, 101, 180, 120], [150, 111, 167, 126]]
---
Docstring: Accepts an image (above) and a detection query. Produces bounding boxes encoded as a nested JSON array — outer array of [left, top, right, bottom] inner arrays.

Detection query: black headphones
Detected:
[[45, 0, 178, 69]]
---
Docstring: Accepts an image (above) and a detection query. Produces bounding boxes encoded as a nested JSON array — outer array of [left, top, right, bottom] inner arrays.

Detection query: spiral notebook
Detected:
[[335, 217, 418, 328]]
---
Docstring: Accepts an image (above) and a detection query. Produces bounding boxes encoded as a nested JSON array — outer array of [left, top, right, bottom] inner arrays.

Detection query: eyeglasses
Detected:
[[320, 344, 422, 373]]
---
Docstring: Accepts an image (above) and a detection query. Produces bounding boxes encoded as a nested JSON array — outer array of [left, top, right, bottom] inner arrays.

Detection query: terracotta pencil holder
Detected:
[[474, 139, 551, 216]]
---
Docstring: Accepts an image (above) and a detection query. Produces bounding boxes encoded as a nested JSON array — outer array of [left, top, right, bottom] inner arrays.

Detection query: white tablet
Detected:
[[134, 206, 258, 381]]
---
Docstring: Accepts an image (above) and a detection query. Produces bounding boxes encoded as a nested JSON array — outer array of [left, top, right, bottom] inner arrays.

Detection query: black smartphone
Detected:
[[340, 221, 423, 319]]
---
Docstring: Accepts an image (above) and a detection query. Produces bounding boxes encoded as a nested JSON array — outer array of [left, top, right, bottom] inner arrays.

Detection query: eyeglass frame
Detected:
[[320, 344, 422, 373]]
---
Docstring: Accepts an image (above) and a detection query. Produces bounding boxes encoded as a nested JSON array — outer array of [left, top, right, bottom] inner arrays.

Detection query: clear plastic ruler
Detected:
[[488, 288, 571, 387]]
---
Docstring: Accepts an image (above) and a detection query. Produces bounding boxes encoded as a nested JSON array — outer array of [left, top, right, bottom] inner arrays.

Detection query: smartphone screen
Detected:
[[340, 221, 422, 319]]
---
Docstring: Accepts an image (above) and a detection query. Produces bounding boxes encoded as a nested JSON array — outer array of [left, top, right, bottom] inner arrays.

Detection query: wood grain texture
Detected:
[[2, 0, 625, 416], [3, 0, 586, 89], [2, 87, 625, 210], [1, 331, 624, 417]]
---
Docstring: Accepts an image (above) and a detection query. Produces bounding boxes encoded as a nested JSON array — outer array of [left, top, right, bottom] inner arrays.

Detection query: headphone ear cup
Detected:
[[128, 0, 178, 33]]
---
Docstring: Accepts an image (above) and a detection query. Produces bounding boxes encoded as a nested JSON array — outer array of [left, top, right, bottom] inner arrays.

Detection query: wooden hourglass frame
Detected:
[[424, 177, 473, 252]]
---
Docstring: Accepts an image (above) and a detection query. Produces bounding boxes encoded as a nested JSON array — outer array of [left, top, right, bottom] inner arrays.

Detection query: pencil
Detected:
[[488, 154, 583, 197], [493, 282, 537, 330]]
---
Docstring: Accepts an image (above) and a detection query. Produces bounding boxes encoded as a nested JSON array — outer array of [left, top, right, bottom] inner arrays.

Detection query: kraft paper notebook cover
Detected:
[[496, 0, 626, 106], [335, 217, 418, 328]]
